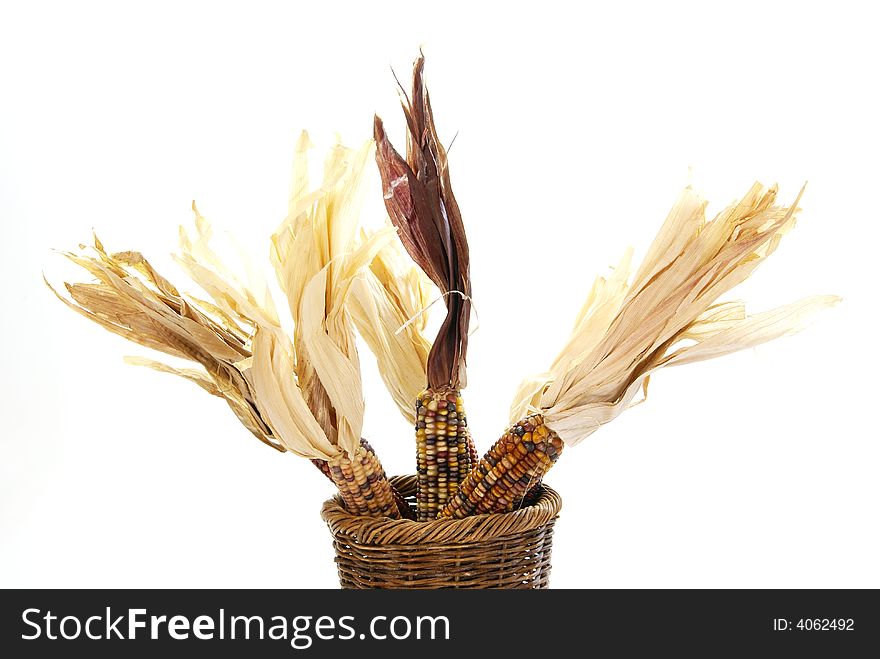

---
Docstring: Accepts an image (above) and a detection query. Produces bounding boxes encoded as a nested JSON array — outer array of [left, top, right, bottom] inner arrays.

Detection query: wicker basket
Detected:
[[320, 474, 562, 589]]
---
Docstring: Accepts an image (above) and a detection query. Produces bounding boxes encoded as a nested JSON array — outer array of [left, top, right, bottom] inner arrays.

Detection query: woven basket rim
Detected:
[[321, 474, 562, 546]]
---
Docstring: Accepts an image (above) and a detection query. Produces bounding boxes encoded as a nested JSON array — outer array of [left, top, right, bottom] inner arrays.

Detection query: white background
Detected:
[[1, 1, 876, 588]]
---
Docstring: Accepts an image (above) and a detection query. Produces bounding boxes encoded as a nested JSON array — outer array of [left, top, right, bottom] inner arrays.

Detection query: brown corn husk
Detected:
[[47, 238, 285, 454], [374, 54, 471, 391]]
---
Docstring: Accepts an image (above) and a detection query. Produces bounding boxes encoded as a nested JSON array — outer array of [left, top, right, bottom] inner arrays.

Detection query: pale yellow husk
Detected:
[[348, 235, 433, 425], [510, 183, 840, 446], [267, 132, 396, 455], [52, 134, 393, 463]]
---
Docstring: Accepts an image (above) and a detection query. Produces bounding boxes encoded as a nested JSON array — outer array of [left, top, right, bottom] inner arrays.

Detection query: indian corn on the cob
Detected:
[[414, 388, 477, 520], [313, 438, 414, 519], [438, 414, 564, 519], [327, 443, 402, 519], [374, 55, 478, 520]]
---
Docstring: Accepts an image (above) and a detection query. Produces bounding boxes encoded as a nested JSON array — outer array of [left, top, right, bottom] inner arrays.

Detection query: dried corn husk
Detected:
[[511, 183, 839, 446], [374, 54, 472, 391], [268, 132, 396, 455], [46, 237, 285, 453], [50, 135, 398, 464], [348, 236, 433, 425], [372, 55, 480, 519], [170, 199, 344, 460]]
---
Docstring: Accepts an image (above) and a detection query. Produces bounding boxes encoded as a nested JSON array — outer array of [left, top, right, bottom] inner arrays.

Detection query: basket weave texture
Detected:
[[321, 474, 562, 589]]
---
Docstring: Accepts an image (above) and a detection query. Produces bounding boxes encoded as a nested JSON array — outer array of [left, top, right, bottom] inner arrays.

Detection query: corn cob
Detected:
[[374, 57, 480, 521], [438, 414, 564, 519], [315, 443, 414, 519], [358, 438, 414, 519], [326, 442, 402, 519], [414, 388, 477, 521], [316, 446, 414, 519]]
